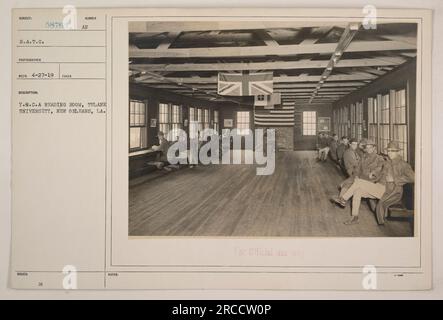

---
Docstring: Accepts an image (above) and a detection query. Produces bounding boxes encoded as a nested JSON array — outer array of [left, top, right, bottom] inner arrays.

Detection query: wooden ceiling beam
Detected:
[[129, 21, 349, 33], [155, 31, 182, 50], [254, 29, 280, 46], [170, 87, 354, 93], [130, 57, 406, 72], [310, 22, 360, 103], [140, 81, 366, 89], [129, 40, 416, 58], [135, 73, 376, 84]]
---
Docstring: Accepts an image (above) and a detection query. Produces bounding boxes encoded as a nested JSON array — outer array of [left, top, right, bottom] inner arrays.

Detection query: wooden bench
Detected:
[[129, 150, 160, 179], [129, 149, 191, 183], [386, 183, 414, 232]]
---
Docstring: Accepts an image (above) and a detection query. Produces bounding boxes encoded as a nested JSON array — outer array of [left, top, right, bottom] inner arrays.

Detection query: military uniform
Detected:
[[317, 135, 330, 161], [357, 152, 385, 182], [342, 148, 361, 177], [338, 147, 361, 198], [356, 147, 365, 159], [329, 139, 339, 162], [157, 137, 170, 162], [338, 141, 414, 222], [339, 149, 384, 197], [375, 156, 415, 224], [317, 136, 329, 149], [336, 143, 348, 163]]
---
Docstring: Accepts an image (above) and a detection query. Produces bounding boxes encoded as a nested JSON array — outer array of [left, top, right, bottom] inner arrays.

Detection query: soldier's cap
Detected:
[[349, 138, 358, 144], [386, 141, 401, 151], [157, 131, 165, 137], [365, 139, 376, 146], [359, 138, 368, 145]]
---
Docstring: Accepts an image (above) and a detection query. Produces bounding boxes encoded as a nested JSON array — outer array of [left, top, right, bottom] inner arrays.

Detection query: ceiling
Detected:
[[128, 21, 417, 107]]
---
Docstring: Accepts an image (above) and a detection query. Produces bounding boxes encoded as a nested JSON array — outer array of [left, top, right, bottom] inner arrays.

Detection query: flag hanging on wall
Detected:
[[254, 104, 294, 127], [254, 92, 281, 107], [217, 71, 273, 96]]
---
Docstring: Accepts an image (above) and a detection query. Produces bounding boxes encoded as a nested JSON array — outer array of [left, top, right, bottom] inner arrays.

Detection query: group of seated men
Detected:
[[317, 133, 415, 226], [149, 131, 214, 171]]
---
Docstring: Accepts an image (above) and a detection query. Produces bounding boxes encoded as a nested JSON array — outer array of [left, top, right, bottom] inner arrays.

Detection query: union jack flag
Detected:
[[217, 71, 273, 96]]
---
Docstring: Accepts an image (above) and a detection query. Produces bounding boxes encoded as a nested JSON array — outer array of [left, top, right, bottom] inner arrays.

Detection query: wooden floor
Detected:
[[129, 151, 412, 237]]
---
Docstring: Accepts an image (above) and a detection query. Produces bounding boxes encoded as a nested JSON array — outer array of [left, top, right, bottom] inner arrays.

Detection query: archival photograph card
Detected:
[[9, 7, 433, 290]]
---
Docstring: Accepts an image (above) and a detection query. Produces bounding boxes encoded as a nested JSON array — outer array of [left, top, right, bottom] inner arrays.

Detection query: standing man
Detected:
[[331, 141, 414, 226]]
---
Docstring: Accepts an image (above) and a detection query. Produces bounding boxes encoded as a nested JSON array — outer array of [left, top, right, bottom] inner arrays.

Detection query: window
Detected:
[[214, 110, 219, 133], [368, 97, 378, 145], [355, 101, 363, 141], [189, 107, 198, 139], [339, 106, 348, 137], [333, 109, 338, 134], [393, 89, 408, 160], [379, 94, 390, 151], [170, 104, 183, 141], [236, 111, 250, 135], [333, 88, 409, 160], [197, 108, 203, 132], [159, 103, 170, 135], [204, 109, 210, 129], [350, 104, 356, 138], [302, 111, 317, 136], [338, 108, 346, 137], [129, 100, 148, 151], [189, 107, 196, 122]]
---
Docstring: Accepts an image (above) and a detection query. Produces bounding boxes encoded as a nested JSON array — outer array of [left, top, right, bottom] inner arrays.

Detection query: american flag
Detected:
[[217, 71, 273, 96], [254, 105, 294, 127]]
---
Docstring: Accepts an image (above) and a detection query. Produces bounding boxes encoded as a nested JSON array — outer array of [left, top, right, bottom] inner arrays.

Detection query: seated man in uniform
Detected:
[[336, 136, 349, 167], [336, 140, 385, 211], [336, 138, 363, 200], [357, 138, 367, 159], [150, 131, 172, 171], [358, 140, 385, 182], [317, 132, 330, 162], [375, 142, 415, 225], [331, 141, 414, 226], [342, 138, 361, 177], [329, 134, 339, 163]]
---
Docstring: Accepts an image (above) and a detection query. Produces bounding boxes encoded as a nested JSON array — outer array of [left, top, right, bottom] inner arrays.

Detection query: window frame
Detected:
[[203, 109, 210, 129], [392, 88, 408, 161], [236, 111, 251, 135], [302, 111, 317, 136], [355, 101, 364, 141], [188, 106, 199, 139], [334, 87, 409, 160], [213, 110, 219, 133], [158, 102, 171, 137], [368, 96, 378, 147], [129, 99, 148, 152], [378, 92, 391, 153]]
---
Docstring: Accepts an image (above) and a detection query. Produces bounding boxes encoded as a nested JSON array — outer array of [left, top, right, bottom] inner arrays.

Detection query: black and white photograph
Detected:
[[127, 20, 417, 238], [4, 3, 438, 294]]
